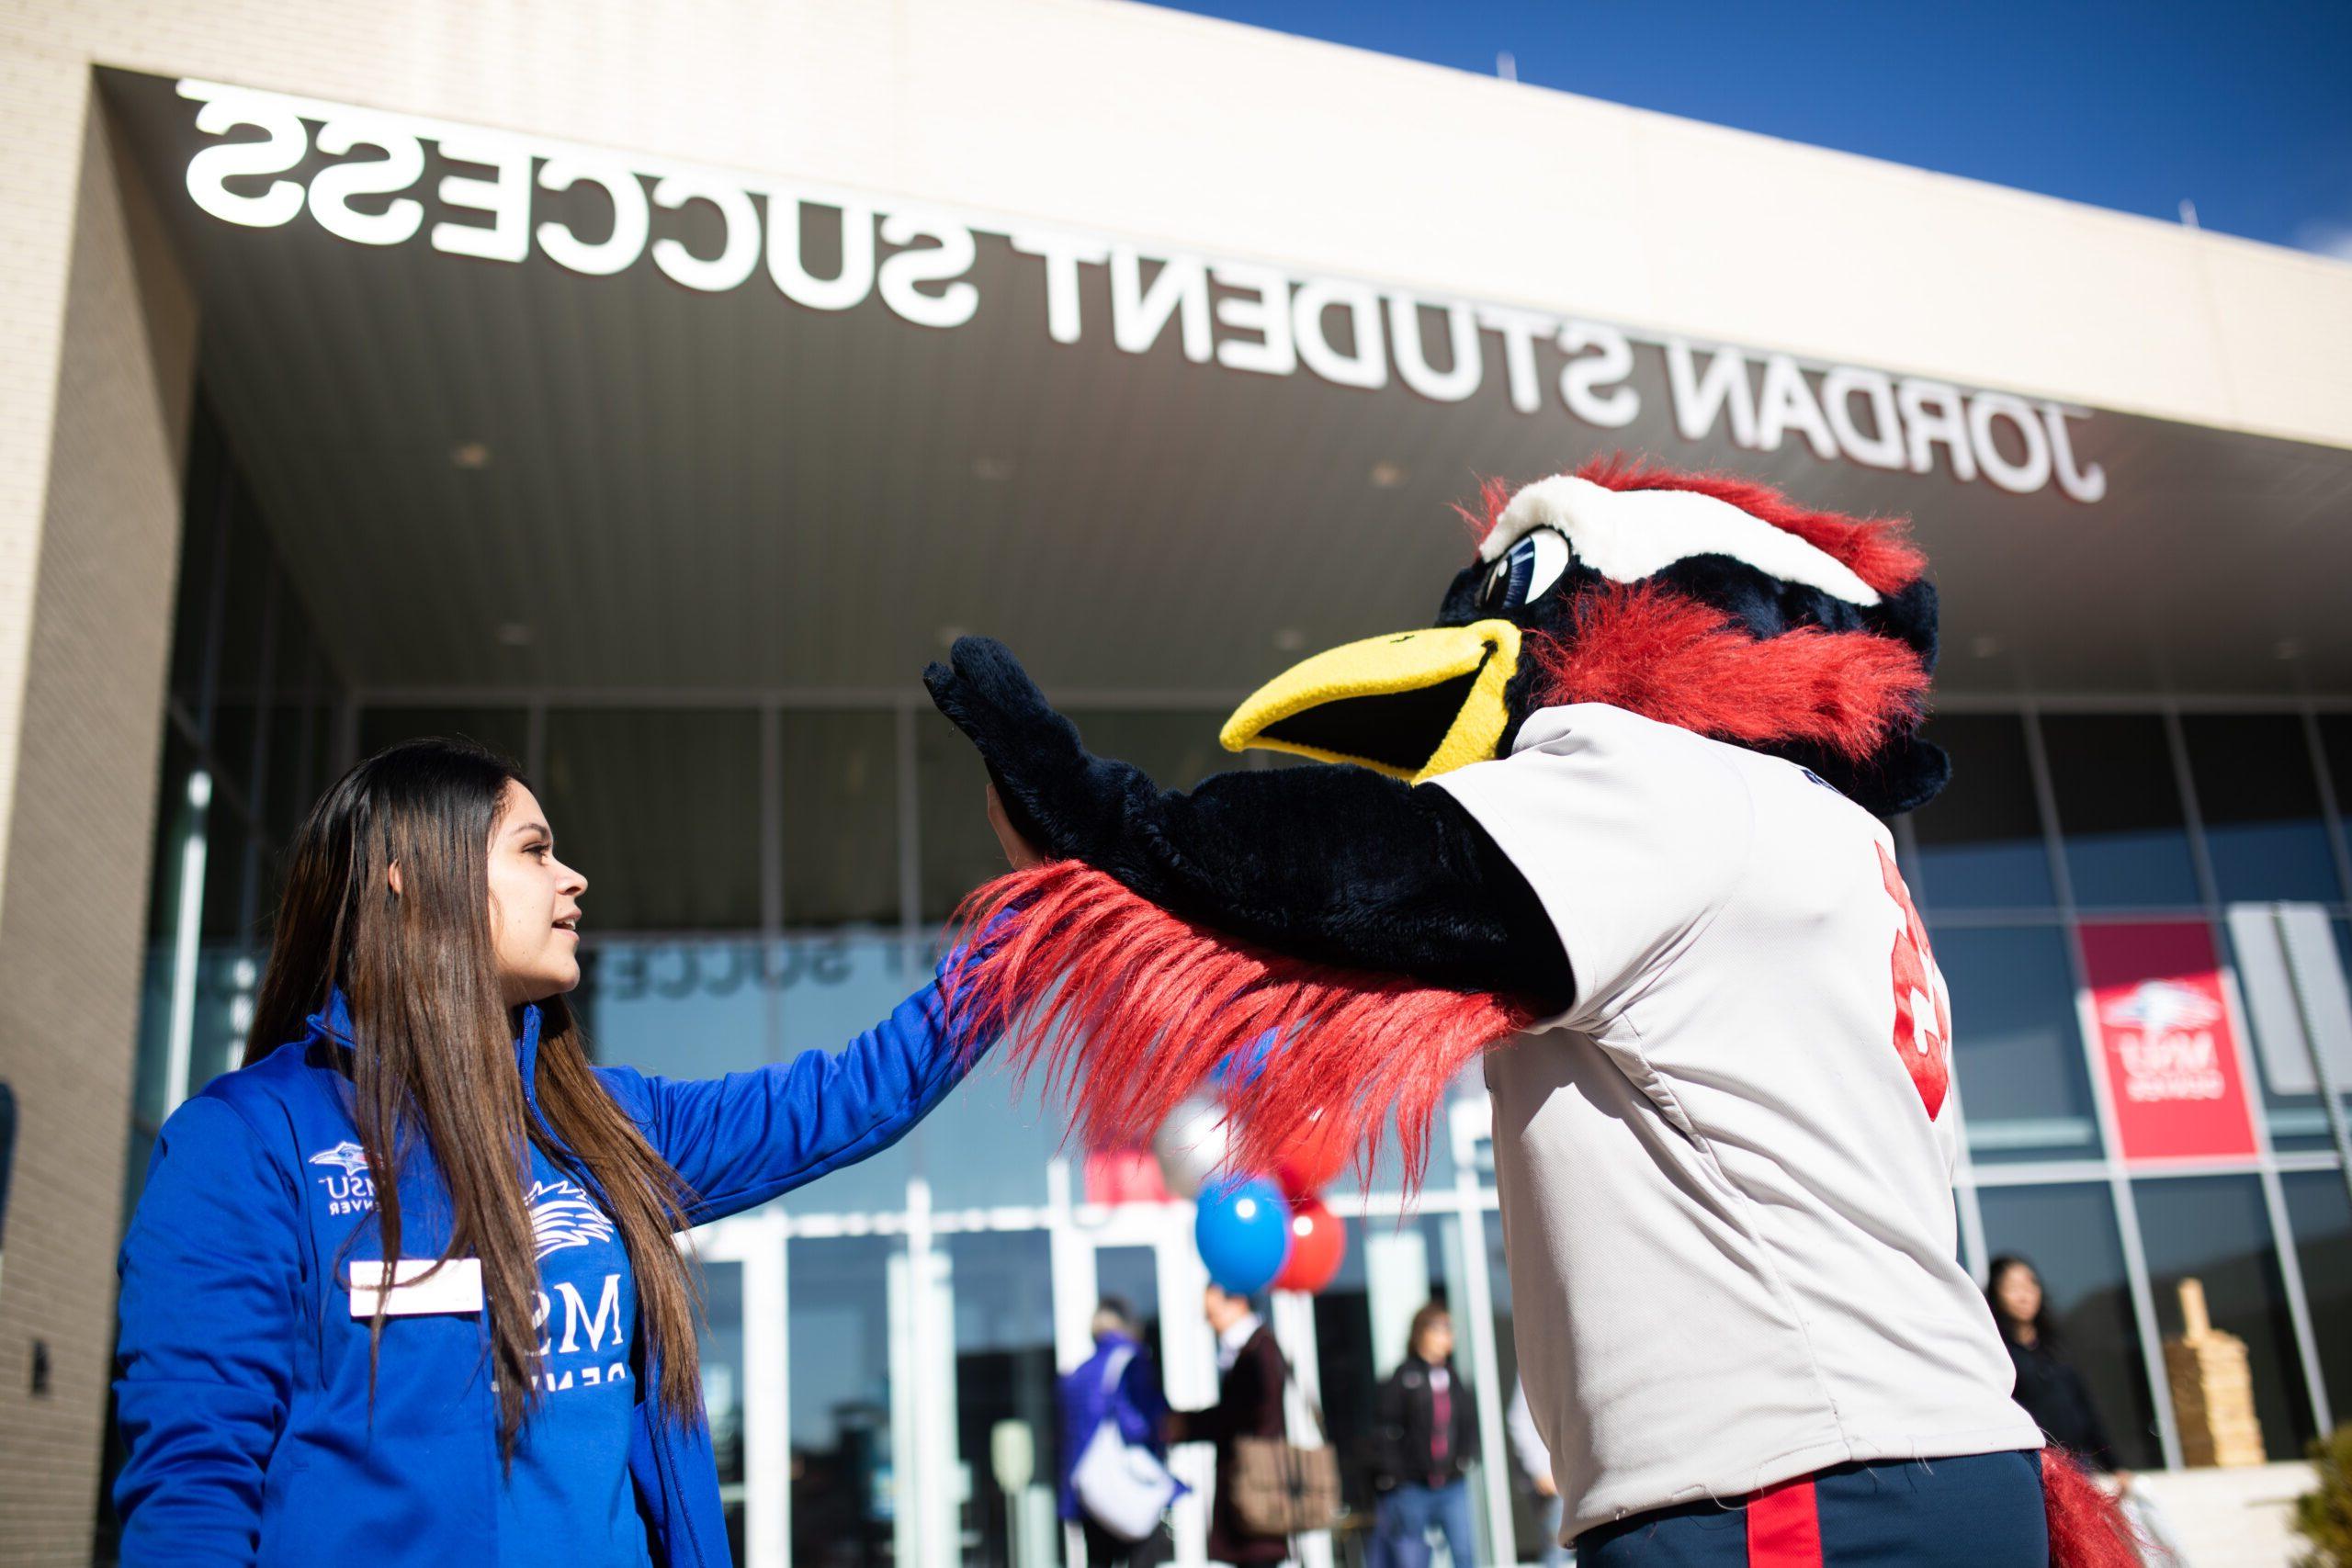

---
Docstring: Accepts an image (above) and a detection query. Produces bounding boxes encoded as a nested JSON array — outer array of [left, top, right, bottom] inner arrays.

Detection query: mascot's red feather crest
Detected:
[[950, 864, 1531, 1190]]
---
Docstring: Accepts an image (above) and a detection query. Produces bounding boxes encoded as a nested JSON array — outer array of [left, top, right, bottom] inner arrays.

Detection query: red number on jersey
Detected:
[[1877, 842, 1951, 1118]]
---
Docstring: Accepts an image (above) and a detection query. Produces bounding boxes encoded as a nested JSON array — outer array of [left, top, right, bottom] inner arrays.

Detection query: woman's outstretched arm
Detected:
[[599, 942, 996, 1225]]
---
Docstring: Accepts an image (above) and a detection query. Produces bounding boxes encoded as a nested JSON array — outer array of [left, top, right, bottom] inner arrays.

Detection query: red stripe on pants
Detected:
[[1747, 1474, 1823, 1567]]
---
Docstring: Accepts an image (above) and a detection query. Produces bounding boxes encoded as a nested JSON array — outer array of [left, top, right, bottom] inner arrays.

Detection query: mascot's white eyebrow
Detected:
[[1481, 474, 1883, 607]]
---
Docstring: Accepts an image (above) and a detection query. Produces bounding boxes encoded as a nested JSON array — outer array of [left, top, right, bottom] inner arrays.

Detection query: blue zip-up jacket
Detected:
[[113, 951, 986, 1567]]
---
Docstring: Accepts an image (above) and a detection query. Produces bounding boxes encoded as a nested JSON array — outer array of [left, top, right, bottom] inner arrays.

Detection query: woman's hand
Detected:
[[987, 782, 1045, 871]]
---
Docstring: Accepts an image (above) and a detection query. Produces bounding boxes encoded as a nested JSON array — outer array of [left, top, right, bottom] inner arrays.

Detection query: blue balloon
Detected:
[[1193, 1177, 1294, 1294]]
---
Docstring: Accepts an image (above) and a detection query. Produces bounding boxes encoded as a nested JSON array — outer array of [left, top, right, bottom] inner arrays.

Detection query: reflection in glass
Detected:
[[1908, 716, 2055, 910], [2132, 1175, 2316, 1461], [2182, 716, 2340, 903], [356, 705, 531, 769], [1311, 1216, 1382, 1524], [2041, 716, 2201, 908], [576, 933, 930, 1216], [1975, 1184, 2159, 1469], [789, 1235, 901, 1568], [780, 711, 900, 927], [2218, 919, 2341, 1156], [1935, 926, 2103, 1162], [698, 1260, 748, 1564], [2280, 1170, 2352, 1426], [944, 1231, 1059, 1568], [918, 708, 1233, 920], [541, 708, 763, 931], [919, 707, 1008, 923]]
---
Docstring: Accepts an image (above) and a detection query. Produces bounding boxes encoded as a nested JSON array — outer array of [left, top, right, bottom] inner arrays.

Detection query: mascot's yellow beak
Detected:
[[1219, 619, 1522, 783]]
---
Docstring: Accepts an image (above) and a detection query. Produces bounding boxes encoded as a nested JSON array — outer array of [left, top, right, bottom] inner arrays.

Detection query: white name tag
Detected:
[[348, 1258, 485, 1318]]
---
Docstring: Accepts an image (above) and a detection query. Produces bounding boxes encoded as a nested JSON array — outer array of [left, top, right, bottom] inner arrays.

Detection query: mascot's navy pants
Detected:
[[1576, 1450, 2048, 1567]]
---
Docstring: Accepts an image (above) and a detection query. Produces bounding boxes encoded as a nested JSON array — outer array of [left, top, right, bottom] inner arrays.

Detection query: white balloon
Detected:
[[1153, 1096, 1234, 1200]]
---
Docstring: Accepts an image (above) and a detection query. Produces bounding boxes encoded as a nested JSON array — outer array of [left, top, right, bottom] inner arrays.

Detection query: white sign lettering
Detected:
[[172, 78, 2107, 502]]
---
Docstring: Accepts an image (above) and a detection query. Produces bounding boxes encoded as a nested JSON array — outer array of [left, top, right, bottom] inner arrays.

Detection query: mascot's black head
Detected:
[[1219, 457, 1951, 817]]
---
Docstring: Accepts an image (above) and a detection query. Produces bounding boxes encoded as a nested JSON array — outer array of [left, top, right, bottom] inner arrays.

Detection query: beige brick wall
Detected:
[[0, 89, 193, 1563]]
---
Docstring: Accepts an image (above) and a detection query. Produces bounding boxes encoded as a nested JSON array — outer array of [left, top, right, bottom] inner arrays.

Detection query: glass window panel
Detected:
[[944, 1231, 1057, 1568], [780, 711, 899, 928], [576, 933, 940, 1216], [2182, 715, 2341, 903], [788, 1235, 903, 1568], [1976, 1184, 2160, 1470], [917, 708, 1235, 921], [2132, 1174, 2318, 1461], [542, 709, 763, 931], [2280, 1169, 2352, 1426], [2217, 921, 2340, 1156], [2319, 716, 2352, 851], [259, 611, 337, 848], [356, 705, 531, 769], [198, 796, 254, 944], [1936, 925, 2103, 1163], [1310, 1217, 1382, 1518], [918, 709, 1007, 924], [1909, 716, 2054, 910], [2041, 716, 2201, 908], [147, 728, 198, 942], [911, 1056, 1059, 1211], [209, 492, 275, 796], [1311, 1213, 1469, 1522], [695, 1259, 748, 1564], [168, 400, 230, 721], [1092, 1246, 1165, 1371]]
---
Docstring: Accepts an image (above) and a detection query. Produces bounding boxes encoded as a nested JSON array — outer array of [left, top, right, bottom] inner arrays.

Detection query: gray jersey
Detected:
[[1434, 705, 2039, 1542]]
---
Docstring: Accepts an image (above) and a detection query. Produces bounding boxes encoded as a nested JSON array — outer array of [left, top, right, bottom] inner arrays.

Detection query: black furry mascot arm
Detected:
[[924, 636, 1574, 1014]]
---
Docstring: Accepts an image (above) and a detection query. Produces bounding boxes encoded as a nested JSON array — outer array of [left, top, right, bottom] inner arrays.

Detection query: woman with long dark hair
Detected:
[[111, 739, 1034, 1566], [1988, 1255, 2119, 1474], [1988, 1255, 2191, 1566]]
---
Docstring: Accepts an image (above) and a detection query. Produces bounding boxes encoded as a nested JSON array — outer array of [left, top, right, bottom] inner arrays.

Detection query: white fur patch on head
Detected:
[[1480, 474, 1882, 606]]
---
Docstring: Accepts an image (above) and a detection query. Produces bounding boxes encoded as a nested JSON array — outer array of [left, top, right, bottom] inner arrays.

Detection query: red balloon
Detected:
[[1273, 1196, 1346, 1294], [1275, 1110, 1354, 1198]]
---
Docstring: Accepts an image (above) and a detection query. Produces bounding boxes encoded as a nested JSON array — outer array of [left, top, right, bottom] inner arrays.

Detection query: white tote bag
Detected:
[[1070, 1347, 1179, 1541]]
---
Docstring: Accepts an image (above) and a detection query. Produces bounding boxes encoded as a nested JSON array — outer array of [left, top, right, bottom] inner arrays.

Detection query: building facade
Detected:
[[2, 4, 2350, 1565]]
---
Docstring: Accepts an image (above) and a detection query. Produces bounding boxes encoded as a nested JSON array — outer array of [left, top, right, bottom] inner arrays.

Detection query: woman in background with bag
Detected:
[[1060, 1298, 1182, 1566]]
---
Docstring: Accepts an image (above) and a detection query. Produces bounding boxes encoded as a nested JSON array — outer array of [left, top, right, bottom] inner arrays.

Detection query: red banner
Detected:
[[2078, 921, 2258, 1165]]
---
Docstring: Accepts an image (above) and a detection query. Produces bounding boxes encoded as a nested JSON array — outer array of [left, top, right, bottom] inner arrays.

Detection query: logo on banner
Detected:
[[2100, 981, 2228, 1102], [2078, 922, 2258, 1164]]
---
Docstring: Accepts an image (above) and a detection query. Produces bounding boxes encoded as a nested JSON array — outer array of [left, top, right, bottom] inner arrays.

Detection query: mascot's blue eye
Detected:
[[1479, 529, 1571, 614]]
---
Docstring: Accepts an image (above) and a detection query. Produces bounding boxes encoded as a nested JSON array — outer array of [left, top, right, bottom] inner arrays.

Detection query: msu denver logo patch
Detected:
[[309, 1141, 375, 1216], [526, 1179, 615, 1260]]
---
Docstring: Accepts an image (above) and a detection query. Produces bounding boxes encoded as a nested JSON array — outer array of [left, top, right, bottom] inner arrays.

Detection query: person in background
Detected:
[[1370, 1303, 1479, 1568], [1988, 1254, 2191, 1567], [1058, 1297, 1176, 1567], [1508, 1377, 1569, 1568], [1165, 1283, 1288, 1568]]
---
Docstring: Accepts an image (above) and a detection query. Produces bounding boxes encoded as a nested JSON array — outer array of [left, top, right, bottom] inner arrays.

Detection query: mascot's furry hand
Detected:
[[923, 634, 1570, 1006], [922, 635, 1131, 863]]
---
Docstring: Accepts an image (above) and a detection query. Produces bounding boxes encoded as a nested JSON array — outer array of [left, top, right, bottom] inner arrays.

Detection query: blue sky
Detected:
[[1146, 1, 2352, 259]]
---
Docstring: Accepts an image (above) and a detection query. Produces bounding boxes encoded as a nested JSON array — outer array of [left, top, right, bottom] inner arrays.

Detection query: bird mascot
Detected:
[[928, 456, 2139, 1568]]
